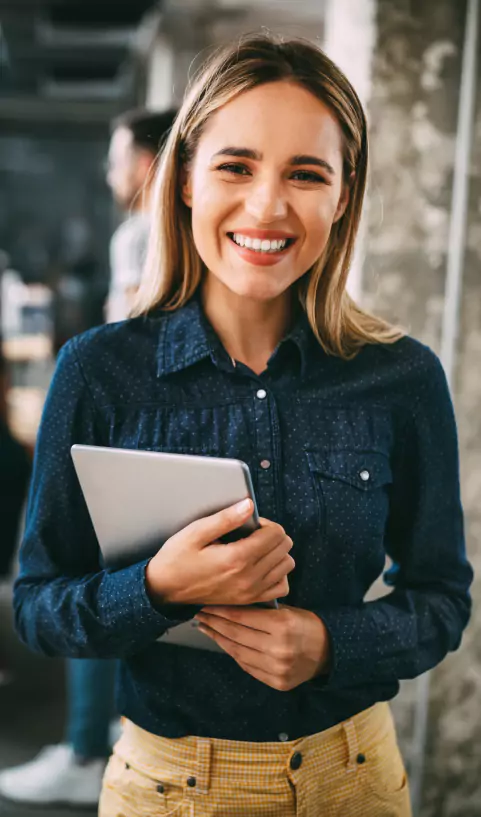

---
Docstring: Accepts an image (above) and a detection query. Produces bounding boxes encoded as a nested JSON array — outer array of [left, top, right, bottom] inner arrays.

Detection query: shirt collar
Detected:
[[156, 293, 315, 378]]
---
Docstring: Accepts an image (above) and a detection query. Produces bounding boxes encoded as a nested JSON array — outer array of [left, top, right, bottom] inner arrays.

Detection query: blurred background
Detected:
[[0, 1, 480, 816]]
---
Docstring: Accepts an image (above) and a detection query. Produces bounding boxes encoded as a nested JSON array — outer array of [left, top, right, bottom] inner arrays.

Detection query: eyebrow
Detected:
[[211, 147, 336, 176]]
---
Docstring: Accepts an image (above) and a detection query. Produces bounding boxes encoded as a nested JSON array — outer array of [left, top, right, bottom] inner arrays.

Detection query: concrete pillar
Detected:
[[364, 1, 481, 814], [323, 0, 377, 300], [145, 33, 175, 109]]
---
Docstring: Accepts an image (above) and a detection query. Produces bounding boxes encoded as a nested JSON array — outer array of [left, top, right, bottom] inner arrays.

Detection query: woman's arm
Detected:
[[314, 351, 473, 689], [13, 337, 190, 659]]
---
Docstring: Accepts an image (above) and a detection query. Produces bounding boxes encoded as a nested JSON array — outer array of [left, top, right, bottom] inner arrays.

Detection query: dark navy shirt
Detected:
[[14, 296, 472, 741]]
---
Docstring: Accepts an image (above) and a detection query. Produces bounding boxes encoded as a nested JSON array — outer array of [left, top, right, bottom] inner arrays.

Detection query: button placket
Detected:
[[253, 384, 278, 519]]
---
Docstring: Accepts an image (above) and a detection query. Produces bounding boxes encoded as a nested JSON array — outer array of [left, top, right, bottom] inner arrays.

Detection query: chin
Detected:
[[224, 279, 285, 302], [218, 268, 290, 301]]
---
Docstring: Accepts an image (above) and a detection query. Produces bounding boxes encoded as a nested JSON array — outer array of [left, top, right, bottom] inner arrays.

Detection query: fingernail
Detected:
[[235, 498, 252, 515]]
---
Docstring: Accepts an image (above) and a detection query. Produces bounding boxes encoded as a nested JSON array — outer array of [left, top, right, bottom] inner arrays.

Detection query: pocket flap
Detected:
[[306, 450, 392, 491]]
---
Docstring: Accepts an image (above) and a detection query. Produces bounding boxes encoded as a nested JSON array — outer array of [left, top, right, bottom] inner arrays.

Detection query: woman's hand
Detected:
[[145, 499, 295, 607], [195, 605, 331, 690]]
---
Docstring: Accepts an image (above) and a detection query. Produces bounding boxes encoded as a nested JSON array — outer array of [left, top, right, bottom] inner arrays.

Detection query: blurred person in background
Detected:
[[0, 109, 177, 809], [0, 338, 31, 685], [105, 107, 178, 323], [7, 34, 473, 817]]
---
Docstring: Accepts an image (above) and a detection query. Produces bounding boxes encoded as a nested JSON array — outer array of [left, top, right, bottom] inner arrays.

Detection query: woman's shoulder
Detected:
[[358, 334, 450, 412], [69, 313, 164, 353], [367, 333, 443, 374], [58, 313, 168, 378]]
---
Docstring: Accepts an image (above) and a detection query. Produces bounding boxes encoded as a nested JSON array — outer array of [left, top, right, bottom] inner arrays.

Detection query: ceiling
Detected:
[[0, 0, 326, 126], [0, 0, 162, 123]]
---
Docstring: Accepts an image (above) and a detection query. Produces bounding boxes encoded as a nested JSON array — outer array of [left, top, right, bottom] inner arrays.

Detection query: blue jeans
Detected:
[[66, 658, 117, 758]]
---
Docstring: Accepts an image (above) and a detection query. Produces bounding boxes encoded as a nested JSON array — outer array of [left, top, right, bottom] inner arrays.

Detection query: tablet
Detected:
[[70, 445, 274, 652]]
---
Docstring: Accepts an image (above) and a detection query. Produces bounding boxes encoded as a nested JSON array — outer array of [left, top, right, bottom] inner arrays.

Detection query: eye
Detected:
[[217, 163, 252, 177], [291, 170, 329, 185]]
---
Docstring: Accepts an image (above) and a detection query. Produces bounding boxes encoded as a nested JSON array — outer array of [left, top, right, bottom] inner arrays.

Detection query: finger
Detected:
[[197, 624, 269, 667], [199, 605, 276, 633], [237, 521, 289, 564], [236, 659, 283, 690], [261, 553, 295, 586], [196, 612, 268, 647], [255, 539, 294, 577], [256, 576, 291, 603], [186, 498, 254, 546]]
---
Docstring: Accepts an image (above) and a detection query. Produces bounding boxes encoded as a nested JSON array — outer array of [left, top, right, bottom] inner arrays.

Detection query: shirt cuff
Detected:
[[309, 606, 377, 690], [102, 559, 200, 651]]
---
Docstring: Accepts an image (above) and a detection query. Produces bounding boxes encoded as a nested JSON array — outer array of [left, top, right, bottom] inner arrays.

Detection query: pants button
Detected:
[[290, 751, 303, 770]]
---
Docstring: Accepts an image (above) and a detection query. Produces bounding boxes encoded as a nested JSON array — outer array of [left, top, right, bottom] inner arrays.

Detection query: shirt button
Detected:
[[156, 783, 165, 793], [187, 776, 196, 787], [260, 459, 271, 470], [290, 751, 303, 770], [359, 469, 370, 482], [256, 389, 267, 399], [278, 732, 289, 742]]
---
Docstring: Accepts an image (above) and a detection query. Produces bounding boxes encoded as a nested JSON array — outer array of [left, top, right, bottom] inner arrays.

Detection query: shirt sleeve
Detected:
[[13, 337, 194, 659], [313, 351, 473, 689]]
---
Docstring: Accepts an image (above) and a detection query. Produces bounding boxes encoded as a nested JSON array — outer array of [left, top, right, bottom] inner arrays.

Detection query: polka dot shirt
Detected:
[[13, 296, 473, 742]]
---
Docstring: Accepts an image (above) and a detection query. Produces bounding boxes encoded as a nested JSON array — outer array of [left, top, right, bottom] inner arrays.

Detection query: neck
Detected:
[[201, 275, 294, 375]]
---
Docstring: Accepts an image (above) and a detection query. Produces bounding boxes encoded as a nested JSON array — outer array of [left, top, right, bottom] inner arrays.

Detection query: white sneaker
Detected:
[[0, 744, 106, 806]]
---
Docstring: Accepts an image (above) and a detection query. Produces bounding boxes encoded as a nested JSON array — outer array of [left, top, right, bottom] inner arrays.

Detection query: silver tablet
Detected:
[[71, 445, 274, 652]]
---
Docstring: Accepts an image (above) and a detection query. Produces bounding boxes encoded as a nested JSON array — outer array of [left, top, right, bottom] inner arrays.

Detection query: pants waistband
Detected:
[[116, 703, 393, 795]]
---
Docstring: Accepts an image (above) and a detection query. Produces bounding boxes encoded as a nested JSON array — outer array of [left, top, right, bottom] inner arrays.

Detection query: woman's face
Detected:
[[182, 80, 350, 303]]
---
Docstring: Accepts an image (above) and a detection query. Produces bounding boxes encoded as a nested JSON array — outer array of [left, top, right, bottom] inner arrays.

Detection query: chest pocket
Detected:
[[306, 449, 392, 552]]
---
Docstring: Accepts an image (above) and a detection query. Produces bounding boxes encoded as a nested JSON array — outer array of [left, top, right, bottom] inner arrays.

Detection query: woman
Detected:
[[13, 34, 472, 816]]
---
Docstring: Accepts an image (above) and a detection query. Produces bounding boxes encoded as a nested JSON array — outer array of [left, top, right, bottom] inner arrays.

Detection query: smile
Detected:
[[227, 233, 294, 254]]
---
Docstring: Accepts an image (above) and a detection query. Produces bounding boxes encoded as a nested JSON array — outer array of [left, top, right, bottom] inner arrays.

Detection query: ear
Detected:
[[333, 172, 354, 223], [181, 165, 193, 209]]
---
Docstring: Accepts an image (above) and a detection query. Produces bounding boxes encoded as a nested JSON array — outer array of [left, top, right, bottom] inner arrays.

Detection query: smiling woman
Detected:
[[132, 35, 401, 362], [12, 32, 472, 817]]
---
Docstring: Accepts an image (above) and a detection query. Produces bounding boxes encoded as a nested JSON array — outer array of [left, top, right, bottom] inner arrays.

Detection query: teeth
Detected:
[[230, 234, 288, 253]]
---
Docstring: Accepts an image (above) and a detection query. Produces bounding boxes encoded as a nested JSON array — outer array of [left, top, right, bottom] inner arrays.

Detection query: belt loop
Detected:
[[195, 738, 212, 794], [343, 720, 359, 772]]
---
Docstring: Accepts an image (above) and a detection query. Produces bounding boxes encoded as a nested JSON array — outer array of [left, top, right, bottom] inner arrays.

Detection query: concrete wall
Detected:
[[364, 1, 481, 815]]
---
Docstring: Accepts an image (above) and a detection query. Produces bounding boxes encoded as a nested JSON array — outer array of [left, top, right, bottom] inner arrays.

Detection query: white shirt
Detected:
[[106, 212, 150, 323]]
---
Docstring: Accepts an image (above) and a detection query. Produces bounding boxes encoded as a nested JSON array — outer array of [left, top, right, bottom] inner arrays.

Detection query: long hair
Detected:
[[132, 33, 403, 358]]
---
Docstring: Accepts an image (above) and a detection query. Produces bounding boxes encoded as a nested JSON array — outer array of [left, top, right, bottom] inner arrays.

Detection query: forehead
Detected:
[[198, 80, 344, 163], [109, 126, 135, 159]]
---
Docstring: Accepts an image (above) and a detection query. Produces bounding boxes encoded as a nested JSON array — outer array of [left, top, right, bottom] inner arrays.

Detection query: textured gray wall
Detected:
[[364, 1, 481, 815]]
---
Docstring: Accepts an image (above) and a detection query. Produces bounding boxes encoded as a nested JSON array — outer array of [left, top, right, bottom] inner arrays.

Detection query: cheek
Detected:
[[301, 198, 340, 254], [191, 181, 231, 247]]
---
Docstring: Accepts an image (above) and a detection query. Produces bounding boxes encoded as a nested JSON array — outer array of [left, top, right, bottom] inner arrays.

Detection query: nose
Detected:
[[244, 176, 287, 223]]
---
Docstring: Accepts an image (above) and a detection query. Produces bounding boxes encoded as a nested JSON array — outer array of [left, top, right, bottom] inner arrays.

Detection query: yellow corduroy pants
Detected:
[[99, 702, 411, 817]]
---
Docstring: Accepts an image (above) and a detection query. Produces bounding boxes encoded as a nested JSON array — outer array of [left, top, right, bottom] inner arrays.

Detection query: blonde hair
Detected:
[[132, 33, 403, 358]]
